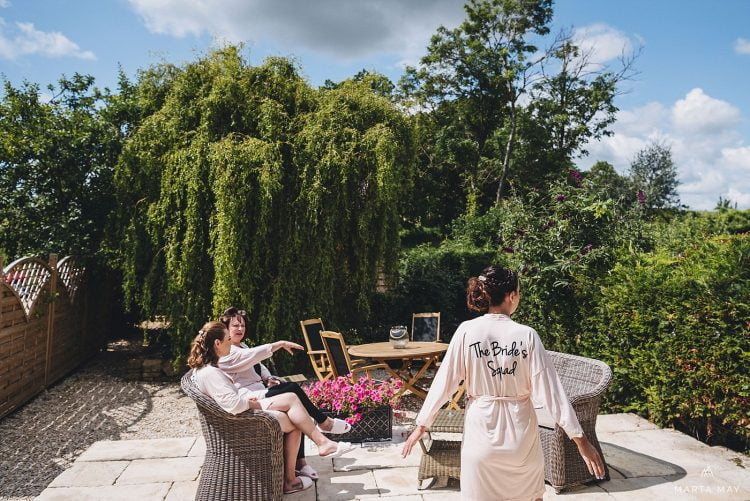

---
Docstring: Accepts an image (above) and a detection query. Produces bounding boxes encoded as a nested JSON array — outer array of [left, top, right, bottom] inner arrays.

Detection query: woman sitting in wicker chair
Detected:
[[218, 306, 351, 481], [188, 321, 354, 495]]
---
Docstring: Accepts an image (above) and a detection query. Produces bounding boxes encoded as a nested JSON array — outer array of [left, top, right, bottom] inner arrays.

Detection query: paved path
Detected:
[[34, 413, 749, 500]]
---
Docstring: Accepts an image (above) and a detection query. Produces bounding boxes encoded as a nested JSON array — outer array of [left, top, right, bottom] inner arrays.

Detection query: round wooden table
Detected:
[[348, 342, 448, 399]]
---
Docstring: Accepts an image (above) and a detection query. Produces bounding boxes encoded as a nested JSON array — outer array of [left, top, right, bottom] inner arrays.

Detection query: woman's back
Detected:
[[459, 313, 536, 399]]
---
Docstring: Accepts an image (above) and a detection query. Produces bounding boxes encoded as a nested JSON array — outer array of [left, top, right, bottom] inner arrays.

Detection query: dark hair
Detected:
[[220, 306, 248, 328], [187, 321, 228, 368], [466, 265, 519, 313]]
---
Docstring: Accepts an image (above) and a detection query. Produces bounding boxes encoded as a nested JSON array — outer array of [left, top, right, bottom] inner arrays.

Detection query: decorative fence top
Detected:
[[1, 255, 84, 318]]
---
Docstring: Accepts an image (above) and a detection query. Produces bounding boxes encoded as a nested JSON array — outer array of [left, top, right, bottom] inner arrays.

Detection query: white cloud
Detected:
[[580, 88, 750, 210], [573, 23, 636, 66], [0, 19, 95, 60], [721, 146, 750, 170], [671, 88, 741, 134], [734, 37, 750, 55], [0, 1, 10, 8], [126, 0, 464, 65], [726, 188, 750, 207]]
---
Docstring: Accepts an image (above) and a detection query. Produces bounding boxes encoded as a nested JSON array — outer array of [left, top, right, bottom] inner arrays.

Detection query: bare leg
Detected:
[[282, 430, 302, 492], [264, 393, 340, 456]]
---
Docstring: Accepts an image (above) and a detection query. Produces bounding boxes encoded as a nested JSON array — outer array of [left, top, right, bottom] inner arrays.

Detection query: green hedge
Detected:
[[581, 234, 750, 450], [366, 241, 494, 343]]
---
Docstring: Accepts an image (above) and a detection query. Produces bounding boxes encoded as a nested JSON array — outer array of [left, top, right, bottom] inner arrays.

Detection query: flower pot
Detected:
[[322, 405, 392, 442]]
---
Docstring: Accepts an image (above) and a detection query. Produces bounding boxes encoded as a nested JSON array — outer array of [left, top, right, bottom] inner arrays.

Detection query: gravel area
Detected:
[[0, 335, 424, 500]]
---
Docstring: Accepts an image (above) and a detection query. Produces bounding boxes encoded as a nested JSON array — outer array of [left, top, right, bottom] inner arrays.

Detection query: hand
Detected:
[[277, 341, 304, 355], [401, 425, 426, 458], [248, 397, 261, 410], [266, 377, 281, 387], [573, 436, 606, 480]]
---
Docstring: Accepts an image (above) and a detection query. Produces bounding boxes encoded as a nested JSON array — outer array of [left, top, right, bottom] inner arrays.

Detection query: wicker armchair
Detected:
[[181, 372, 284, 501], [535, 351, 612, 492]]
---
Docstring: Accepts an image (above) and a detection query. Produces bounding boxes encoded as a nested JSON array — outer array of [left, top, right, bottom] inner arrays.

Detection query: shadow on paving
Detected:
[[0, 338, 172, 499]]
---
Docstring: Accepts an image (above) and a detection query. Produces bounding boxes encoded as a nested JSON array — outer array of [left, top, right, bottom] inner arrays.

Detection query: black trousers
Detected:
[[265, 381, 328, 460]]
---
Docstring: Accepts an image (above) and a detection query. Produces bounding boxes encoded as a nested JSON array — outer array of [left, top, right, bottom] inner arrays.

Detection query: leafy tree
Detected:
[[586, 160, 633, 202], [628, 142, 681, 212], [399, 0, 634, 229], [400, 0, 554, 213], [115, 47, 413, 363], [0, 75, 121, 261]]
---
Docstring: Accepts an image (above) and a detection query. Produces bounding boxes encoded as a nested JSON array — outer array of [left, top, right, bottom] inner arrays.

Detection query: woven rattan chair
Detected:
[[535, 351, 612, 492], [181, 372, 284, 501]]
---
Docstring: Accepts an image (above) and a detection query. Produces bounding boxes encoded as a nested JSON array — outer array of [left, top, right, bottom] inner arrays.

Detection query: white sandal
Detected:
[[318, 417, 352, 434], [284, 475, 313, 494], [295, 464, 319, 481]]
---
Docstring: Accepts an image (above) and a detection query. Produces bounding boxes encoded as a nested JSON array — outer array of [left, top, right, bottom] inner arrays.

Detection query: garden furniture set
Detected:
[[180, 313, 612, 499]]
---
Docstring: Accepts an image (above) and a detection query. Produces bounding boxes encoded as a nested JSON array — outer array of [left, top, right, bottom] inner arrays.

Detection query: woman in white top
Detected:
[[217, 306, 351, 481], [401, 265, 605, 501], [188, 321, 354, 494]]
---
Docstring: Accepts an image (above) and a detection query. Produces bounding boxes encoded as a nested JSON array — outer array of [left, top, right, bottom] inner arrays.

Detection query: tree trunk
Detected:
[[496, 102, 517, 204]]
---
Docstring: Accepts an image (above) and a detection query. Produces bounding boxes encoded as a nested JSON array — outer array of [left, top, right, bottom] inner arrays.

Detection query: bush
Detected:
[[581, 234, 750, 450], [451, 174, 645, 352], [366, 241, 495, 343]]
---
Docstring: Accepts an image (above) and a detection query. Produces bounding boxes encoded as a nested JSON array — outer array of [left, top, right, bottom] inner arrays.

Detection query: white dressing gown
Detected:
[[415, 314, 584, 501]]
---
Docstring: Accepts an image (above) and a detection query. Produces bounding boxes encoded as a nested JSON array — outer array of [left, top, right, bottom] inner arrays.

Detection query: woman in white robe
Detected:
[[402, 265, 605, 501]]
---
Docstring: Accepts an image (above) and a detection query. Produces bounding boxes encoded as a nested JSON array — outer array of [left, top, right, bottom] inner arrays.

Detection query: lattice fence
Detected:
[[0, 254, 90, 419]]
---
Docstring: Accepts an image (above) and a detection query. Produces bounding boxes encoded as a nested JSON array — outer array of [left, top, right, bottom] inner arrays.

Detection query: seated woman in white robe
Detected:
[[401, 265, 605, 501], [217, 306, 352, 481], [188, 321, 353, 495]]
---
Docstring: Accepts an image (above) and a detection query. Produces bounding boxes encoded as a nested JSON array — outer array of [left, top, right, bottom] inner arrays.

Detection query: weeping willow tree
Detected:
[[114, 47, 412, 364]]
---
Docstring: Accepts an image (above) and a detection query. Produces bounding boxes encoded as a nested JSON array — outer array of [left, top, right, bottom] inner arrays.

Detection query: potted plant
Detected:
[[303, 376, 403, 442]]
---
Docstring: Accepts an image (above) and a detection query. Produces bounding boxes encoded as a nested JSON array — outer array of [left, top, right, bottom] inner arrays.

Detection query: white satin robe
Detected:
[[415, 314, 584, 501]]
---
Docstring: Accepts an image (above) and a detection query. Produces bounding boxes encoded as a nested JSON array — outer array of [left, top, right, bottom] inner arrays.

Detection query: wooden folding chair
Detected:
[[411, 312, 441, 342], [300, 318, 332, 381], [319, 331, 389, 380]]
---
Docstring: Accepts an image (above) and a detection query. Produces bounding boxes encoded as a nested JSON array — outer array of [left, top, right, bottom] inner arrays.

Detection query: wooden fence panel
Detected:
[[0, 281, 49, 418], [0, 255, 89, 419]]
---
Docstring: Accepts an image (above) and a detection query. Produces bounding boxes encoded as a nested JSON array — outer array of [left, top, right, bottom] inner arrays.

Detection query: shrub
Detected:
[[367, 240, 494, 343], [581, 234, 750, 450], [451, 175, 645, 352]]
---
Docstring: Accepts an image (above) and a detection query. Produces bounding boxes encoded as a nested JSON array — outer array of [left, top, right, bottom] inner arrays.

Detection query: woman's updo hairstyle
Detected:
[[187, 321, 228, 368], [466, 265, 519, 313]]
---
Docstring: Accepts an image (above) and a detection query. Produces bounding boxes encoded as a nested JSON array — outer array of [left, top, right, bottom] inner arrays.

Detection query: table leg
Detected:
[[397, 356, 439, 399]]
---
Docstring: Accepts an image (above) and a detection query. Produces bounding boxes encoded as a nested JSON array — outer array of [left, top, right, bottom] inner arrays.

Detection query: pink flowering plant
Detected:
[[303, 376, 403, 425]]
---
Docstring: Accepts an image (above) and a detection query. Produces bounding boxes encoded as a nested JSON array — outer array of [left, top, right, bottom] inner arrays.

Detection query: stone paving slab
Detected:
[[75, 437, 196, 462], [369, 466, 422, 497], [33, 413, 750, 500], [187, 436, 205, 457], [316, 468, 380, 500], [164, 480, 198, 501], [47, 460, 129, 488], [36, 482, 171, 501], [115, 456, 203, 485], [595, 413, 659, 434]]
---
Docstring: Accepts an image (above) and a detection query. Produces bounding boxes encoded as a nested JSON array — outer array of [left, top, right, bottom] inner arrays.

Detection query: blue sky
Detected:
[[1, 0, 749, 209]]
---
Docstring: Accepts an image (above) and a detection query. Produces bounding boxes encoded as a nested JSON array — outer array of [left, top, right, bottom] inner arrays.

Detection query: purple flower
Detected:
[[581, 244, 594, 255], [637, 190, 646, 205], [502, 246, 514, 253], [556, 194, 566, 202], [569, 169, 583, 186], [542, 220, 556, 231]]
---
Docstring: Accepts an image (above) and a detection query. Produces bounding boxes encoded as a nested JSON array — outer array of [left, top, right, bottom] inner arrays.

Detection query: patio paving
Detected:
[[35, 413, 749, 500]]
